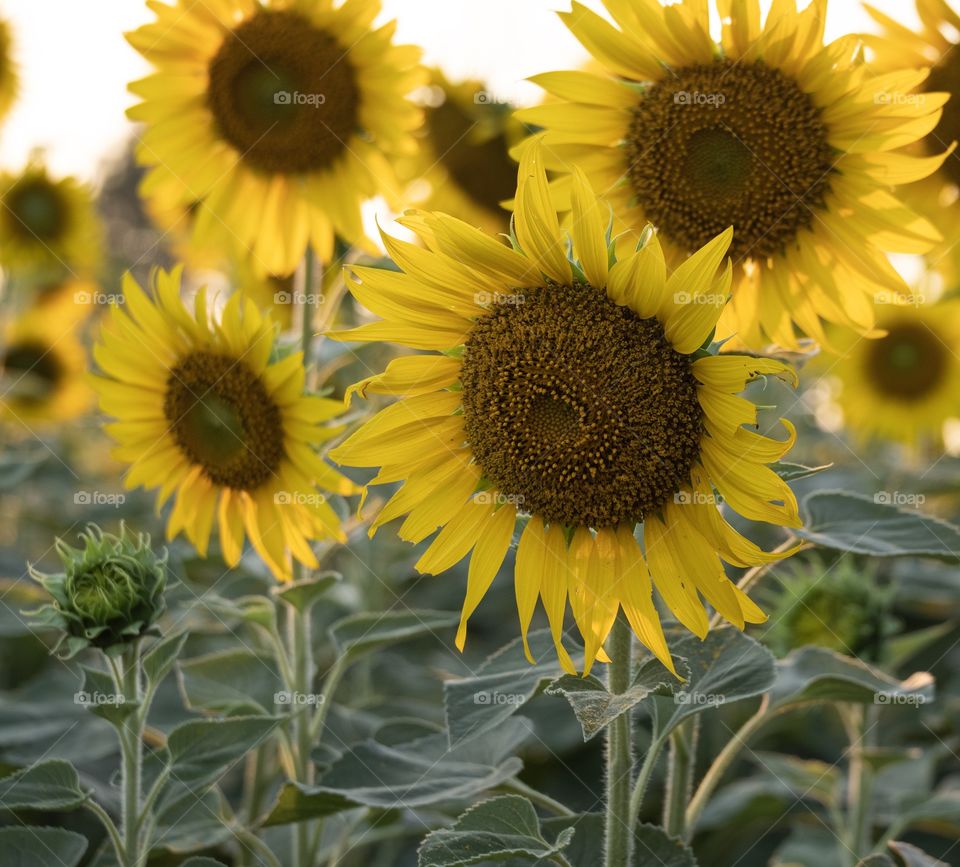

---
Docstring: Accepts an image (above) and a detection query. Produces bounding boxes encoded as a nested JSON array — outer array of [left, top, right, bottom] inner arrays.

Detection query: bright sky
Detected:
[[0, 0, 925, 183]]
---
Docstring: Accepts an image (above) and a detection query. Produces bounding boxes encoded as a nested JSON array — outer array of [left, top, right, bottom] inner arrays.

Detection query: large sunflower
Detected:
[[864, 0, 960, 284], [330, 143, 801, 675], [0, 286, 91, 427], [127, 0, 425, 276], [397, 70, 525, 235], [519, 0, 950, 351], [0, 17, 19, 125], [92, 268, 356, 581], [814, 299, 960, 447], [0, 163, 102, 278]]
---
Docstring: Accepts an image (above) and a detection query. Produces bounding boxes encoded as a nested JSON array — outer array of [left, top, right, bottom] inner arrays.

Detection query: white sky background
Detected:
[[0, 0, 926, 183]]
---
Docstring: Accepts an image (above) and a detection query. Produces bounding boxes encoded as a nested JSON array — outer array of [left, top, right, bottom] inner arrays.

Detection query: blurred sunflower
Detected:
[[864, 0, 960, 284], [92, 268, 356, 581], [0, 289, 91, 426], [0, 17, 19, 124], [398, 70, 525, 235], [330, 143, 801, 675], [520, 0, 951, 350], [816, 299, 960, 446], [127, 0, 425, 276], [233, 258, 297, 333], [0, 163, 102, 278]]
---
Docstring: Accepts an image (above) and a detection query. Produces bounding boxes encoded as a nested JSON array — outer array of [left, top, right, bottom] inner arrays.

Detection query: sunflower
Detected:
[[397, 70, 525, 235], [813, 299, 960, 447], [864, 0, 960, 284], [518, 0, 951, 351], [127, 0, 425, 276], [0, 287, 92, 427], [0, 17, 19, 125], [330, 143, 801, 675], [91, 268, 356, 581], [0, 163, 102, 278]]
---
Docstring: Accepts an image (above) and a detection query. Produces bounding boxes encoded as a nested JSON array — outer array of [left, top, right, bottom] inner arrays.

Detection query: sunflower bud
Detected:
[[28, 525, 167, 658]]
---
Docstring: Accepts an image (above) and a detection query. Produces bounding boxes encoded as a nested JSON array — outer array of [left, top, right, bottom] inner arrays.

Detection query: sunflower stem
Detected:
[[287, 595, 317, 867], [301, 245, 317, 363], [662, 719, 697, 839], [843, 704, 877, 864], [117, 642, 145, 867], [604, 613, 634, 867]]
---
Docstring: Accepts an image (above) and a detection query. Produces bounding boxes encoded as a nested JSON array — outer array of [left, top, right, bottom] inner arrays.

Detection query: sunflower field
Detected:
[[2, 1, 960, 865]]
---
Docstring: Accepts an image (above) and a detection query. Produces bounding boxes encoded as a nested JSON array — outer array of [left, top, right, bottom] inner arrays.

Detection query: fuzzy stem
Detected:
[[119, 643, 144, 867], [663, 720, 697, 838], [604, 613, 634, 867]]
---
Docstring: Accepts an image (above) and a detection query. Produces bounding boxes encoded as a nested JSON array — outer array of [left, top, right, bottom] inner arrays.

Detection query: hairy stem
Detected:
[[604, 613, 634, 867]]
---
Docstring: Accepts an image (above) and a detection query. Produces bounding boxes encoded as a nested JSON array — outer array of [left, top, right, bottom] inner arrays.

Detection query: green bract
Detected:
[[27, 524, 167, 658]]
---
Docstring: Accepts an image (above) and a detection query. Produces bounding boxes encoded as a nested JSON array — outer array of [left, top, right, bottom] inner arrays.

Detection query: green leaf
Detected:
[[653, 627, 775, 737], [771, 460, 833, 482], [177, 649, 282, 714], [444, 629, 581, 744], [546, 654, 687, 741], [165, 715, 281, 795], [797, 489, 960, 561], [263, 717, 531, 825], [0, 827, 88, 866], [198, 593, 276, 630], [418, 795, 574, 866], [142, 630, 189, 691], [633, 824, 698, 866], [329, 609, 459, 662], [770, 646, 934, 710], [893, 789, 960, 838], [749, 752, 840, 808], [888, 840, 950, 867], [78, 667, 139, 724], [0, 760, 89, 811], [179, 859, 230, 867], [856, 857, 894, 867], [153, 788, 235, 854], [274, 572, 340, 613]]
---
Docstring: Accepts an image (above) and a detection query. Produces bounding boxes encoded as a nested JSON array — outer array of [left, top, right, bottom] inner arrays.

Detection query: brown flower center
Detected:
[[626, 59, 834, 261], [2, 340, 62, 403], [4, 177, 68, 242], [865, 320, 948, 401], [207, 9, 359, 175], [460, 284, 703, 528], [925, 51, 960, 186], [164, 352, 284, 490]]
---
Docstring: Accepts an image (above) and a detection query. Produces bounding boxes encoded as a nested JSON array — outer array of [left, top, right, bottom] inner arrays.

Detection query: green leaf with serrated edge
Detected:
[[445, 629, 583, 744], [633, 824, 698, 867], [263, 717, 531, 825], [770, 460, 833, 482], [888, 841, 950, 867], [769, 645, 934, 710], [417, 795, 574, 866], [329, 609, 459, 661], [652, 627, 775, 738], [274, 571, 340, 612], [79, 666, 139, 725], [177, 649, 281, 715], [546, 654, 688, 741], [797, 489, 960, 561], [0, 827, 88, 867], [142, 630, 188, 691], [0, 760, 90, 811]]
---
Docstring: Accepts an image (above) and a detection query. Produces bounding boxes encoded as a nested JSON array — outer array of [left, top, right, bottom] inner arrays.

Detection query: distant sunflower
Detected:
[[817, 300, 960, 447], [92, 269, 356, 581], [398, 70, 524, 235], [0, 164, 102, 277], [0, 17, 19, 124], [864, 0, 960, 283], [233, 259, 297, 333], [127, 0, 425, 276], [520, 0, 951, 350], [330, 143, 801, 675], [0, 289, 91, 426]]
